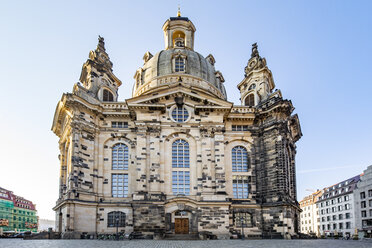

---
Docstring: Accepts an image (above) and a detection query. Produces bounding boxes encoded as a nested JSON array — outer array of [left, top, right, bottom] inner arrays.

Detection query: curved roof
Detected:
[[133, 48, 226, 99]]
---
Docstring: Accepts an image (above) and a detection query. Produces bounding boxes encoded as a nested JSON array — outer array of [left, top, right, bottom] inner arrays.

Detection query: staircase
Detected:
[[164, 233, 199, 240]]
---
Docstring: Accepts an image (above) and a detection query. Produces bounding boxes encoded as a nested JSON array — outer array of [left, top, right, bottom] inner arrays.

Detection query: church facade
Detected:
[[52, 14, 302, 239]]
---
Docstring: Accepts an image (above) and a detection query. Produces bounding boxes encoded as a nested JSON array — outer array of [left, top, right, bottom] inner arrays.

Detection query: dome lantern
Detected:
[[162, 15, 196, 50]]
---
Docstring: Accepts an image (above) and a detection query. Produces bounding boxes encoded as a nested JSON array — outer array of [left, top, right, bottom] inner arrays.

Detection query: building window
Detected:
[[368, 190, 372, 197], [344, 195, 349, 201], [171, 106, 189, 122], [172, 171, 190, 195], [369, 199, 372, 207], [361, 192, 366, 199], [327, 216, 330, 221], [172, 139, 190, 168], [361, 211, 367, 217], [361, 201, 366, 208], [107, 211, 125, 227], [233, 176, 249, 199], [333, 223, 336, 230], [339, 222, 343, 229], [338, 205, 343, 211], [244, 94, 255, 106], [339, 214, 343, 220], [112, 143, 129, 170], [248, 84, 256, 90], [345, 203, 350, 210], [103, 89, 114, 102], [332, 215, 337, 221], [232, 146, 249, 172], [111, 174, 128, 197], [232, 125, 248, 131], [112, 122, 128, 128], [369, 209, 372, 217], [345, 213, 351, 219], [234, 212, 252, 227], [346, 222, 351, 229], [175, 56, 185, 72]]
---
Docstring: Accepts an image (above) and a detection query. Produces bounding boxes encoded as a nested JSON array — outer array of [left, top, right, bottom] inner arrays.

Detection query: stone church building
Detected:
[[52, 13, 302, 239]]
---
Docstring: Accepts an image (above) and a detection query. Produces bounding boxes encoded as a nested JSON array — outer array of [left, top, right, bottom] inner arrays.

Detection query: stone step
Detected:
[[164, 234, 199, 240]]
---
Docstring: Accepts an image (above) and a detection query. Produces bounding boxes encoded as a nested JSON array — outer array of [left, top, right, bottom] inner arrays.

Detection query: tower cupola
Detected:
[[162, 11, 196, 50], [237, 43, 275, 106]]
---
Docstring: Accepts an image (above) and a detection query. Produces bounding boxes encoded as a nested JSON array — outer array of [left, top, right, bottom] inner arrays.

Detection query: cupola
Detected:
[[162, 11, 196, 50], [237, 43, 275, 106]]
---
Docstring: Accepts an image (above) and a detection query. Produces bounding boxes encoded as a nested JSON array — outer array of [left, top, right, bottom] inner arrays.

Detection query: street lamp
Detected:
[[115, 214, 119, 241], [241, 217, 245, 240]]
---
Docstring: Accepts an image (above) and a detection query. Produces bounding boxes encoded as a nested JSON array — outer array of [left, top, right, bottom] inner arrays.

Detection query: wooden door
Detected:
[[175, 218, 189, 234]]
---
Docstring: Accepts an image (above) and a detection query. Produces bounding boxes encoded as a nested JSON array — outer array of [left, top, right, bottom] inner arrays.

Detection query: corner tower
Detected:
[[238, 43, 275, 106]]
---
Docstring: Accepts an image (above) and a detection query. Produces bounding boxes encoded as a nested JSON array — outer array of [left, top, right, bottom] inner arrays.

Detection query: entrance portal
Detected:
[[175, 218, 189, 234]]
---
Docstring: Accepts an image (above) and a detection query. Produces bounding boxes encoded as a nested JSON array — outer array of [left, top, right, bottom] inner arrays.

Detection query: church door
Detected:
[[175, 218, 189, 234]]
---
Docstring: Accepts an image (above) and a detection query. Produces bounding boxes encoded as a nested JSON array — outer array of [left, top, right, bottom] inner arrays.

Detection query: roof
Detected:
[[317, 174, 361, 202], [0, 186, 36, 211], [169, 17, 189, 21]]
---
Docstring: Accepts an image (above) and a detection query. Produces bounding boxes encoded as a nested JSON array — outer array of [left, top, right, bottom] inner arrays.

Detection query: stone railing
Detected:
[[101, 102, 128, 110], [231, 106, 255, 113]]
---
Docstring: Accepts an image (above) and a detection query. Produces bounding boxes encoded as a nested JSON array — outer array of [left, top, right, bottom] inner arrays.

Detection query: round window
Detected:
[[171, 106, 189, 122]]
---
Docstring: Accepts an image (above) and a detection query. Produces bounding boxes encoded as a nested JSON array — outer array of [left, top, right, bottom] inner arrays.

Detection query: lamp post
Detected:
[[241, 217, 245, 240], [115, 214, 119, 241]]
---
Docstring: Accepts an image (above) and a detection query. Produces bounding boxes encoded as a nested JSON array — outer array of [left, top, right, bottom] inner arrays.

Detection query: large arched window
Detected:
[[172, 139, 190, 168], [107, 211, 126, 227], [103, 89, 114, 102], [112, 143, 128, 170], [232, 146, 249, 172], [244, 94, 255, 106], [172, 139, 190, 195]]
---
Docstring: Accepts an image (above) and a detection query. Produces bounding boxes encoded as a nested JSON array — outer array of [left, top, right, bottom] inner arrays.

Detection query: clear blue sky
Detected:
[[0, 1, 371, 220]]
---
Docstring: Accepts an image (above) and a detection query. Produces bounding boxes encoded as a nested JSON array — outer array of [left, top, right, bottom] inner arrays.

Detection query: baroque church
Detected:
[[51, 13, 302, 239]]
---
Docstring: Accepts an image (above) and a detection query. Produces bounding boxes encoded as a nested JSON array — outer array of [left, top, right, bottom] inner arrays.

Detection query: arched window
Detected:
[[172, 139, 190, 195], [103, 89, 114, 102], [248, 84, 256, 90], [107, 211, 126, 227], [173, 30, 185, 48], [172, 140, 190, 168], [171, 106, 189, 122], [244, 94, 254, 106], [232, 146, 249, 172], [175, 57, 185, 72], [112, 143, 128, 170]]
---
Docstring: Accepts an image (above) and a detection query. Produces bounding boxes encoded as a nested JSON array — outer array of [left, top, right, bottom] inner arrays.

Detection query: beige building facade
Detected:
[[52, 14, 302, 239], [299, 191, 322, 236]]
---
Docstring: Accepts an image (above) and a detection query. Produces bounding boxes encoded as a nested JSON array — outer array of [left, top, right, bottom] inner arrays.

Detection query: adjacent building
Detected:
[[299, 190, 322, 236], [52, 13, 302, 239], [0, 187, 38, 233], [317, 175, 360, 238], [354, 165, 372, 238]]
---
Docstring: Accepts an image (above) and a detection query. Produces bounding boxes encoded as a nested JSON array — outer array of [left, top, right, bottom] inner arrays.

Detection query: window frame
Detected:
[[107, 211, 126, 228], [112, 143, 129, 170]]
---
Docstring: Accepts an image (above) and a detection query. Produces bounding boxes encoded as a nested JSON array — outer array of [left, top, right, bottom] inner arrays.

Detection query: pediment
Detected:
[[126, 84, 233, 110]]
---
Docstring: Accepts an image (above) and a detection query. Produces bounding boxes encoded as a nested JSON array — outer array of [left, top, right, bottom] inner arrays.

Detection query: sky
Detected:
[[0, 0, 371, 220]]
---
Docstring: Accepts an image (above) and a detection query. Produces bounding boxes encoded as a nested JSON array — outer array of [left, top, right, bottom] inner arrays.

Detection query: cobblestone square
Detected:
[[1, 239, 372, 248]]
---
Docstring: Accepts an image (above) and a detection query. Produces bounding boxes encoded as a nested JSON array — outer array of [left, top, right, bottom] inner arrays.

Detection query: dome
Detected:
[[132, 16, 227, 100]]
